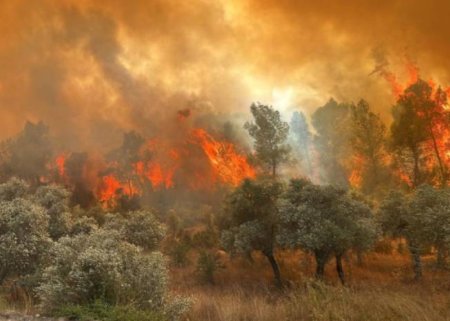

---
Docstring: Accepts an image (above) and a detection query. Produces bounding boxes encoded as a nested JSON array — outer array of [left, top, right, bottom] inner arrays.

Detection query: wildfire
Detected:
[[192, 128, 256, 186], [348, 155, 364, 188], [55, 154, 66, 177]]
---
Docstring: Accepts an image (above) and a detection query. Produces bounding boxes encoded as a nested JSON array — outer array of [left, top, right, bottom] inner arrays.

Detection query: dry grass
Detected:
[[186, 282, 450, 321], [171, 250, 450, 321]]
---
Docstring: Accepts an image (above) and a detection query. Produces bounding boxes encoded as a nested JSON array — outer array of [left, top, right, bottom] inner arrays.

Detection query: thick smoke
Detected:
[[0, 0, 449, 149]]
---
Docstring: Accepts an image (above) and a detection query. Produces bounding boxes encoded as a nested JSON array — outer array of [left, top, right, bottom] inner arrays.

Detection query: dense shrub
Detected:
[[0, 197, 50, 284], [34, 184, 72, 240], [37, 229, 189, 319], [169, 241, 190, 267], [196, 251, 222, 284], [105, 210, 166, 250]]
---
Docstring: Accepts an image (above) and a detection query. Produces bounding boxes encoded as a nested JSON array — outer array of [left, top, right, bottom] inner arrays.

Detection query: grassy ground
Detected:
[[172, 250, 450, 321]]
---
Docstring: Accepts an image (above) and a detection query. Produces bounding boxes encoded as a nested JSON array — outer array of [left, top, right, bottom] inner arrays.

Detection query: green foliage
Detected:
[[105, 210, 166, 250], [34, 184, 72, 240], [244, 103, 290, 176], [37, 229, 189, 319], [55, 301, 166, 321], [220, 179, 283, 255], [192, 230, 218, 249], [378, 185, 450, 278], [196, 251, 222, 284], [0, 177, 28, 201], [278, 179, 378, 279], [169, 240, 191, 267], [220, 178, 283, 285], [0, 196, 50, 284]]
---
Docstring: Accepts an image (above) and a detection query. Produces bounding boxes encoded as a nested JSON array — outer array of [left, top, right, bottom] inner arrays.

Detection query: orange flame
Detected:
[[192, 128, 255, 186]]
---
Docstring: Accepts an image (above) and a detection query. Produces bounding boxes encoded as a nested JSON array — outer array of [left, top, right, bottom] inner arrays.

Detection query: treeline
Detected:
[[220, 80, 450, 285]]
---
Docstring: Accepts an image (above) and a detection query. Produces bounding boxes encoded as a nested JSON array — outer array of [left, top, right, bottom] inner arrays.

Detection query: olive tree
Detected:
[[278, 179, 378, 284], [220, 178, 283, 286], [380, 186, 450, 278]]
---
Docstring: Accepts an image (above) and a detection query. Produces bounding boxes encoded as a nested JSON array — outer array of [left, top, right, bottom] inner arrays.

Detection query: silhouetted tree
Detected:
[[244, 103, 290, 177], [350, 99, 389, 195], [0, 121, 53, 185], [312, 99, 352, 186], [390, 80, 449, 187]]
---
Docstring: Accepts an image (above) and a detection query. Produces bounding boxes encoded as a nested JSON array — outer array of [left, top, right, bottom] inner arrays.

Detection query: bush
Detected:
[[55, 301, 166, 321], [169, 241, 190, 267], [196, 251, 222, 284], [105, 210, 166, 250], [34, 184, 72, 240], [0, 198, 50, 284], [192, 230, 218, 249], [37, 229, 189, 320]]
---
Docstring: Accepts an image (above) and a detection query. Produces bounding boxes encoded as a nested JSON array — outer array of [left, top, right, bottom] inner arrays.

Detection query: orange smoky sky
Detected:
[[0, 0, 449, 150]]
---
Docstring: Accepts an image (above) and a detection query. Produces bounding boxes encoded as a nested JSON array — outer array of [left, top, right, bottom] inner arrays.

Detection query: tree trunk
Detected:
[[314, 252, 328, 280], [409, 242, 422, 280], [336, 254, 345, 285], [0, 268, 9, 285], [265, 252, 282, 287], [271, 160, 277, 178]]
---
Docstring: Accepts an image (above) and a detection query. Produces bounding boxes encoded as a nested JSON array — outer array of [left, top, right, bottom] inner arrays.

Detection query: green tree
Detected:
[[377, 186, 448, 279], [350, 99, 389, 195], [244, 103, 290, 177], [278, 179, 378, 284], [220, 179, 283, 286]]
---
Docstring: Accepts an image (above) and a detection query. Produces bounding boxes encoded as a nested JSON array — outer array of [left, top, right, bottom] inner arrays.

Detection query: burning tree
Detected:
[[350, 99, 389, 195], [390, 79, 450, 187]]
